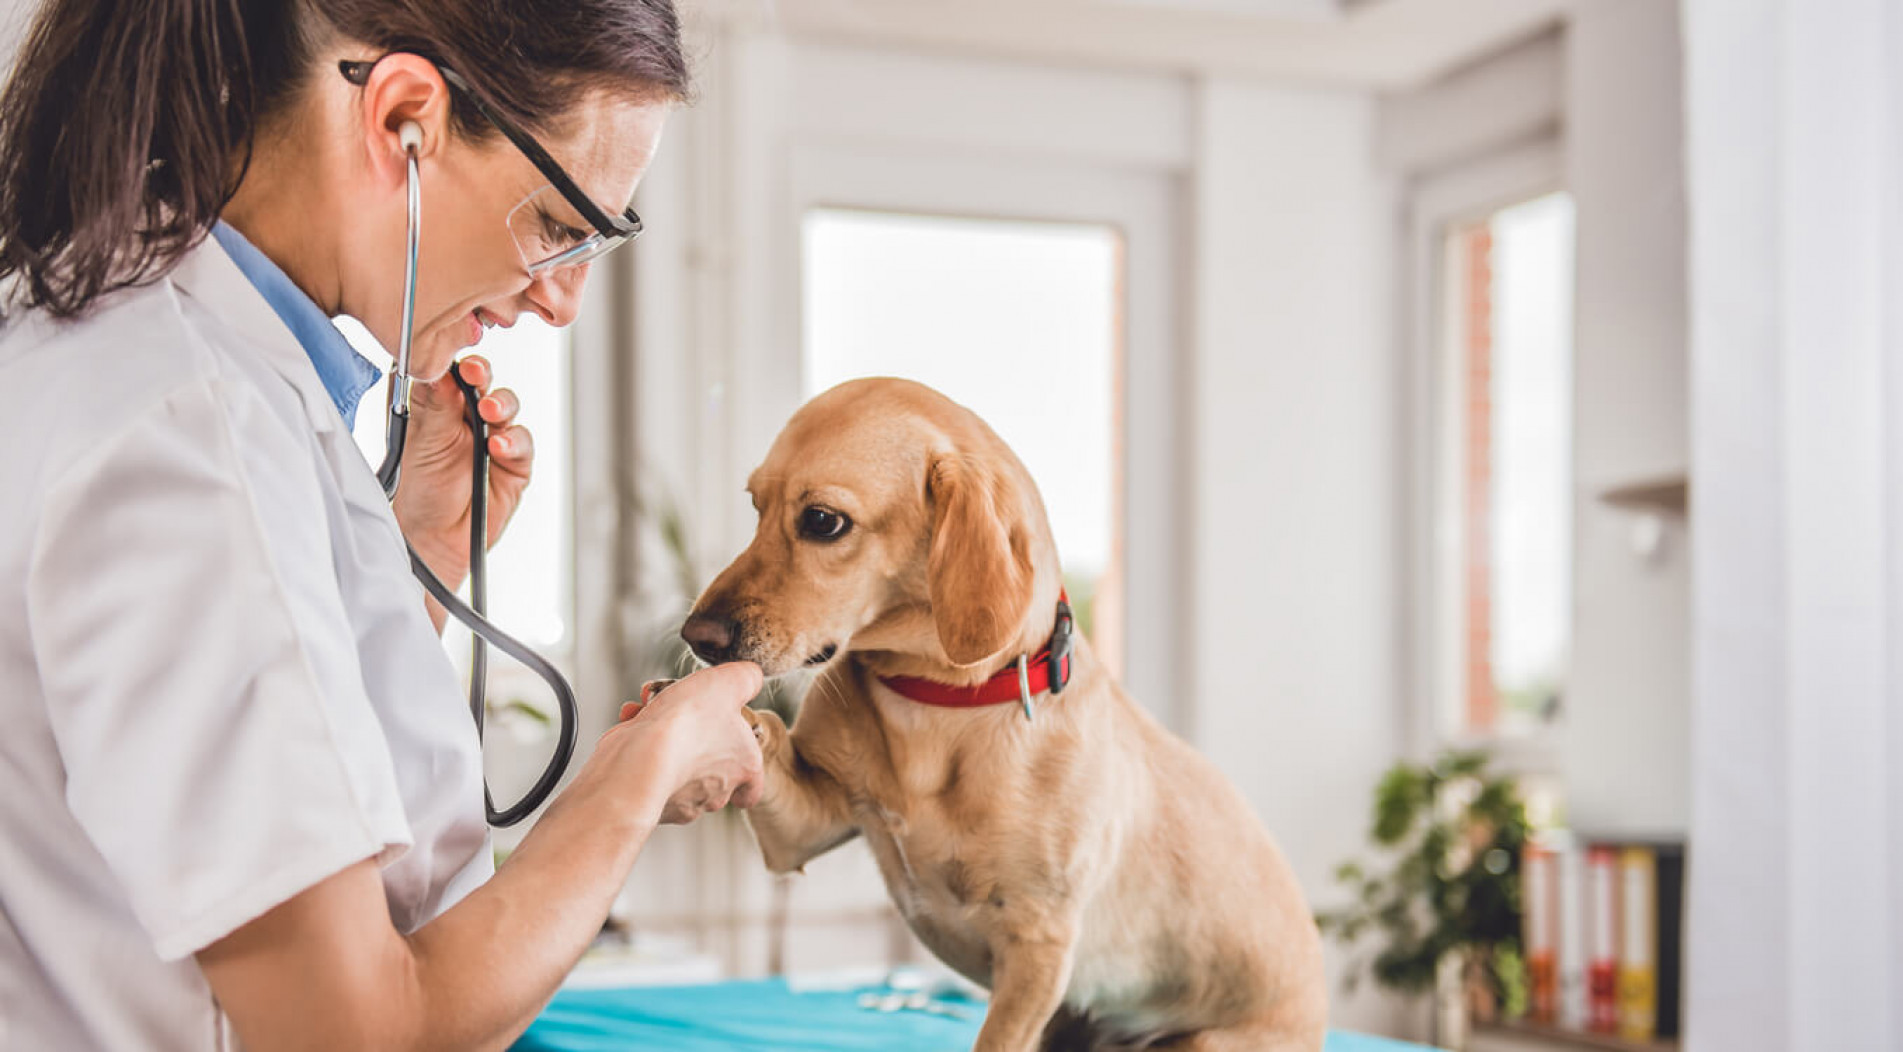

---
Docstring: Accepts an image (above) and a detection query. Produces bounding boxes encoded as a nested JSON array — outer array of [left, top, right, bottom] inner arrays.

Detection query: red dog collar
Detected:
[[878, 593, 1075, 715]]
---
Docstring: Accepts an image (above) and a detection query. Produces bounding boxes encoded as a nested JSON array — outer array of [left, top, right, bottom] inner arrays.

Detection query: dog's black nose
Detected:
[[682, 613, 737, 664]]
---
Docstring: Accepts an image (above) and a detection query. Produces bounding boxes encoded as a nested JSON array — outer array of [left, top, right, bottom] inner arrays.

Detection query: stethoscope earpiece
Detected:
[[398, 120, 423, 155]]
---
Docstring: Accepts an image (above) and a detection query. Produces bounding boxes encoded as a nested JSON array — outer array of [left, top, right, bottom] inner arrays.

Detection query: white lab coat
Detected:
[[0, 235, 492, 1048]]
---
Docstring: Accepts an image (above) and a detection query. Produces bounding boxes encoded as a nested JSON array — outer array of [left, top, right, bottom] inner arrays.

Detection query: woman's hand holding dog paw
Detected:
[[597, 663, 766, 825]]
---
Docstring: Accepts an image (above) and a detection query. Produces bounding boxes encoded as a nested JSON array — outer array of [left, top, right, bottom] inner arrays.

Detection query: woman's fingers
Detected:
[[478, 387, 519, 425], [408, 356, 493, 421], [432, 357, 528, 483], [454, 354, 491, 392], [487, 424, 534, 478]]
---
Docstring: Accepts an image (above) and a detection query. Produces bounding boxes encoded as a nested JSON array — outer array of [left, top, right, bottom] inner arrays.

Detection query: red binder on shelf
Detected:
[[1522, 838, 1558, 1024]]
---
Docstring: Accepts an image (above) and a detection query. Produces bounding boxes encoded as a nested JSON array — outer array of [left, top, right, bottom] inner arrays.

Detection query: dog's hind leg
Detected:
[[972, 926, 1078, 1052], [740, 707, 860, 873]]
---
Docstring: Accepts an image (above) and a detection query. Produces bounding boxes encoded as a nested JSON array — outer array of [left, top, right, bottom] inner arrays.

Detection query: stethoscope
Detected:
[[375, 121, 578, 827]]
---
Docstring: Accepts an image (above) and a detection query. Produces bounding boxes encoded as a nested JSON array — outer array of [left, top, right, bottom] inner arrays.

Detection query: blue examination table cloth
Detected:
[[513, 979, 1438, 1051]]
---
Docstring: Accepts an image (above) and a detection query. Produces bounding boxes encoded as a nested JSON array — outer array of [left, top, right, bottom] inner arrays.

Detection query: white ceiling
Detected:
[[710, 0, 1570, 90]]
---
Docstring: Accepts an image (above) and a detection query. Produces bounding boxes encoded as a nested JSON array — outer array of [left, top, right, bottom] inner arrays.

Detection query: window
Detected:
[[801, 208, 1124, 668], [1436, 191, 1575, 740], [340, 315, 575, 655]]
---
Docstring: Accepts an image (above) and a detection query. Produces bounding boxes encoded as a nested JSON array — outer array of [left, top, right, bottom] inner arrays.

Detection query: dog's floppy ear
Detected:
[[926, 453, 1035, 666]]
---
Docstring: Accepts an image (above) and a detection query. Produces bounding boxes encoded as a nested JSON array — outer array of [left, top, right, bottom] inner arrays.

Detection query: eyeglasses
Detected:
[[339, 58, 644, 277]]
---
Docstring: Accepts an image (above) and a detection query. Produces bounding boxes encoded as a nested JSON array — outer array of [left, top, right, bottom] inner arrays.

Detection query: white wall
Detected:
[[1561, 0, 1690, 839], [1189, 79, 1409, 1038]]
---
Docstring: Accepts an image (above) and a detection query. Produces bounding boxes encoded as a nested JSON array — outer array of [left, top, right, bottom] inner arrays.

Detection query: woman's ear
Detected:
[[925, 453, 1035, 667], [353, 53, 453, 185]]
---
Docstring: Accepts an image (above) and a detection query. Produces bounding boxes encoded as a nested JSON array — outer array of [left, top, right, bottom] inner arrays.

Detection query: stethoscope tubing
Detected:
[[377, 139, 580, 828]]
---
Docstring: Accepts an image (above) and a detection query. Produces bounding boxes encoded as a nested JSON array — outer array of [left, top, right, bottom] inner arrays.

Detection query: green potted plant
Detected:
[[1317, 749, 1530, 1048]]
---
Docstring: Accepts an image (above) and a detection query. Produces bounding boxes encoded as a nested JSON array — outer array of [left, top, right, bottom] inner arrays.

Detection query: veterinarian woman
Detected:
[[0, 1, 765, 1048]]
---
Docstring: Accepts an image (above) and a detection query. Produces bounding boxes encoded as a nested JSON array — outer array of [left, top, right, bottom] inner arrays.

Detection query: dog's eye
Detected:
[[798, 506, 852, 541]]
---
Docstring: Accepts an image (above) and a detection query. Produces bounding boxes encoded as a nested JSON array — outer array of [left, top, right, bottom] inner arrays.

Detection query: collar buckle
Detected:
[[1047, 595, 1075, 695]]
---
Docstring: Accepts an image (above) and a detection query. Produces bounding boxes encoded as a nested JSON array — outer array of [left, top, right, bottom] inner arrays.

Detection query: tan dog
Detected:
[[677, 378, 1325, 1051]]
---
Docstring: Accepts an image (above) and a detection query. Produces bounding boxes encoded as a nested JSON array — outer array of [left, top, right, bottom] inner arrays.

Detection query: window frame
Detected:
[[1403, 135, 1569, 775], [795, 205, 1128, 661]]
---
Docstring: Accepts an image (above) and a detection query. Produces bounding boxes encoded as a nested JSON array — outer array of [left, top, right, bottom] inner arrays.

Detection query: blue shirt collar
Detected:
[[211, 221, 382, 428]]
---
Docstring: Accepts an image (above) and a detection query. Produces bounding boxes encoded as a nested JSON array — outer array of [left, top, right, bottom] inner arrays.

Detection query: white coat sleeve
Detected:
[[26, 376, 414, 962]]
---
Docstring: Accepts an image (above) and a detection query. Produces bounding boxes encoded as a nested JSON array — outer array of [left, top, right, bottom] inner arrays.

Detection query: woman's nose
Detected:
[[525, 263, 590, 327]]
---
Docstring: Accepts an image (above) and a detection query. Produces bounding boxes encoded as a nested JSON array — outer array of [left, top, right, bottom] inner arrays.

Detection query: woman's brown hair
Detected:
[[0, 0, 690, 318]]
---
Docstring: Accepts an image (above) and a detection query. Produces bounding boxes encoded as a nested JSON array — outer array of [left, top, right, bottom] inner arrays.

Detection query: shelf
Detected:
[[1475, 1019, 1679, 1052], [1596, 474, 1688, 516]]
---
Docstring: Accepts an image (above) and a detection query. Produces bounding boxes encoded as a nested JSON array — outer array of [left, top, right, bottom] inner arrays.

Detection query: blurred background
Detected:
[[9, 1, 1892, 1049]]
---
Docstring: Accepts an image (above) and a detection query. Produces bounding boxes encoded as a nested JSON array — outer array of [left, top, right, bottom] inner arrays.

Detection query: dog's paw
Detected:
[[741, 705, 789, 750]]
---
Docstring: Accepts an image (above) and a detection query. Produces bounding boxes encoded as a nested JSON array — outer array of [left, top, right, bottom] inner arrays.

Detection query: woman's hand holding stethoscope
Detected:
[[390, 355, 534, 591]]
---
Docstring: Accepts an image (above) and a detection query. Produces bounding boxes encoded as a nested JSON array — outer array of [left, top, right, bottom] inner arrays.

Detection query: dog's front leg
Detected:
[[741, 707, 860, 873], [973, 925, 1078, 1052]]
